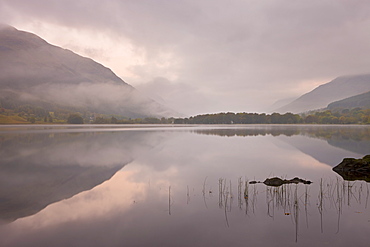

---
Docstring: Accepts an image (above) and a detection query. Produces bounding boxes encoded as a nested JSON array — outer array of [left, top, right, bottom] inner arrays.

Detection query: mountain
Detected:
[[327, 91, 370, 110], [276, 74, 370, 113], [0, 24, 177, 118], [267, 97, 296, 113]]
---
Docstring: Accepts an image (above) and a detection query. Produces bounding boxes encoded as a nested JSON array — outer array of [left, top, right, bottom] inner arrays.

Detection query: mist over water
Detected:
[[0, 125, 369, 246]]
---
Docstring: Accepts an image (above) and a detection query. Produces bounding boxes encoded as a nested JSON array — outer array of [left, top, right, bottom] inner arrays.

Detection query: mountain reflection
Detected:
[[0, 163, 126, 222], [0, 130, 160, 222], [0, 125, 369, 247]]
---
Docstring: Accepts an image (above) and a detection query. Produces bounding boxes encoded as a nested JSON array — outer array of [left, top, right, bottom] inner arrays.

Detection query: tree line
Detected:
[[173, 108, 370, 124], [1, 101, 369, 124], [85, 108, 370, 125]]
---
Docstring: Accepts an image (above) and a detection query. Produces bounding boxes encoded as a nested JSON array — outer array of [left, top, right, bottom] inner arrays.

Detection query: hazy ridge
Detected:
[[276, 74, 370, 113], [0, 25, 177, 118]]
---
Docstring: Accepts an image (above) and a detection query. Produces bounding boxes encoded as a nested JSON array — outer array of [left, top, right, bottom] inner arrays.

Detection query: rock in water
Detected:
[[262, 177, 312, 187], [333, 155, 370, 182], [263, 177, 285, 186]]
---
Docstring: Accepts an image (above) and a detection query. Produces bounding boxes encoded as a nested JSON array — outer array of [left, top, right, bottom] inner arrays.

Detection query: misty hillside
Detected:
[[267, 97, 297, 113], [276, 74, 370, 113], [327, 91, 370, 110], [0, 25, 176, 118]]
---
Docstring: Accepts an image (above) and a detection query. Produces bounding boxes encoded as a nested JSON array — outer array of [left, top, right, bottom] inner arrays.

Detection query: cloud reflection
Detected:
[[0, 130, 167, 222], [0, 126, 369, 246]]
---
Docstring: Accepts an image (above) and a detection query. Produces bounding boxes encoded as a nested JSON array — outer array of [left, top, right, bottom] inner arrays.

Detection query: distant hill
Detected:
[[327, 91, 370, 110], [267, 97, 296, 113], [0, 24, 177, 118], [276, 74, 370, 113]]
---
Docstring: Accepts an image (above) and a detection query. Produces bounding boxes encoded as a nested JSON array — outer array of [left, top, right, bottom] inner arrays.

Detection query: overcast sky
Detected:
[[1, 0, 370, 116]]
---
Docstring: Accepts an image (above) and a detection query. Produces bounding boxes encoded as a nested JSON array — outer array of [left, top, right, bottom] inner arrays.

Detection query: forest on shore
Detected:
[[1, 103, 369, 125]]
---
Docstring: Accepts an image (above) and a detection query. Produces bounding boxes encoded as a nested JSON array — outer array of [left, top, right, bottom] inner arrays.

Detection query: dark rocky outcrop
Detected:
[[249, 177, 312, 187], [333, 155, 370, 182]]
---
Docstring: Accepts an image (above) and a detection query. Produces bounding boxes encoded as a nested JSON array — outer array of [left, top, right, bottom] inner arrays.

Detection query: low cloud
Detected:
[[27, 81, 176, 117], [136, 77, 213, 116], [1, 0, 370, 114]]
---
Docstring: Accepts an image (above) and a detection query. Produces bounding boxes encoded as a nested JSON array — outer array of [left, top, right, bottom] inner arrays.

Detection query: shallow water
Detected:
[[0, 124, 369, 247]]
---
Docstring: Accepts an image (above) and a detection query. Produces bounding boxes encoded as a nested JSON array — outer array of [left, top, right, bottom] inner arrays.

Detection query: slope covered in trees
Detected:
[[327, 91, 370, 110]]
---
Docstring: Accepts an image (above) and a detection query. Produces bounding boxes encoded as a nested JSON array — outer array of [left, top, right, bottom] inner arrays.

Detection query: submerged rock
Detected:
[[263, 177, 285, 186], [249, 177, 312, 187], [288, 177, 313, 185], [333, 155, 370, 182]]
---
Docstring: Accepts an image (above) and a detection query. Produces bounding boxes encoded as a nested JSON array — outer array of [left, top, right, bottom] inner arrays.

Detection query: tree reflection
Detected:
[[193, 126, 370, 155]]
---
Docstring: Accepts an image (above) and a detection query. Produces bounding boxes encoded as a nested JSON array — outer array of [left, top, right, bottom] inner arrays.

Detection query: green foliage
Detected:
[[1, 97, 369, 125], [328, 91, 370, 109], [110, 116, 118, 124], [174, 112, 302, 124], [28, 116, 36, 124], [93, 117, 110, 124], [67, 114, 84, 124], [173, 109, 370, 125], [92, 116, 163, 124]]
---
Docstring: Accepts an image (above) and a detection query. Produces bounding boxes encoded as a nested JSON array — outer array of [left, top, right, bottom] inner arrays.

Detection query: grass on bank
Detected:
[[0, 114, 30, 124]]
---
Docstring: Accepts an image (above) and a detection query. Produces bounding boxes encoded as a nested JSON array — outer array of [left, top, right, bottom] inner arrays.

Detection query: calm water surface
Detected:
[[0, 124, 369, 247]]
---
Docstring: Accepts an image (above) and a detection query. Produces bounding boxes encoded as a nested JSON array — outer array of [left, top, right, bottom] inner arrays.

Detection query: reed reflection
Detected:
[[207, 176, 369, 243]]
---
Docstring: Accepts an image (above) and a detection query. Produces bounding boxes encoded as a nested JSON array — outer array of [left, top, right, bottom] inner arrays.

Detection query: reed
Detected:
[[244, 180, 249, 215], [175, 176, 370, 236], [187, 185, 190, 205], [293, 185, 299, 243], [169, 185, 171, 215], [237, 177, 243, 210], [318, 178, 324, 233], [219, 178, 224, 208]]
